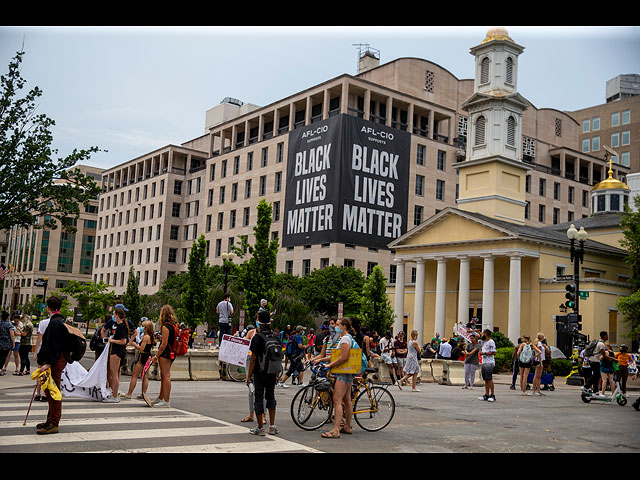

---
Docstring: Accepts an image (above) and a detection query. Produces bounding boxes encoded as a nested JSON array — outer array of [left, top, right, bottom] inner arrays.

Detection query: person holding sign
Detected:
[[321, 317, 358, 439]]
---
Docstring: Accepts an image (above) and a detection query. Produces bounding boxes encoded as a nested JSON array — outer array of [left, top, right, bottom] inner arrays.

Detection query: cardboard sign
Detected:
[[219, 334, 251, 367], [330, 347, 362, 374]]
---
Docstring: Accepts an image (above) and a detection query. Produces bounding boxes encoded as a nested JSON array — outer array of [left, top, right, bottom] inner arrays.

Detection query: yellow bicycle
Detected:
[[290, 363, 396, 432]]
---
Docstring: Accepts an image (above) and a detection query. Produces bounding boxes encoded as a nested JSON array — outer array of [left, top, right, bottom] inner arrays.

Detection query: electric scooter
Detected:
[[581, 375, 627, 406]]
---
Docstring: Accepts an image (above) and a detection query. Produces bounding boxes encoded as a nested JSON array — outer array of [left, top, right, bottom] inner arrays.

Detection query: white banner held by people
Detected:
[[218, 334, 251, 367], [60, 345, 112, 401]]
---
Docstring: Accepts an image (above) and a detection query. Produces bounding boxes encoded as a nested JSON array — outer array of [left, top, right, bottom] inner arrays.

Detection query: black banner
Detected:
[[282, 114, 410, 250]]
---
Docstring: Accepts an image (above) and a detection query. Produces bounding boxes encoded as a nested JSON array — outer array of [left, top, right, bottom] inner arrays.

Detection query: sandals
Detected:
[[241, 416, 254, 423], [339, 426, 352, 435], [321, 431, 341, 439]]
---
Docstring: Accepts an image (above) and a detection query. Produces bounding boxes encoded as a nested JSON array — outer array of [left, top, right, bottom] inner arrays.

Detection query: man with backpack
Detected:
[[279, 326, 306, 388], [246, 310, 282, 436], [583, 331, 608, 395]]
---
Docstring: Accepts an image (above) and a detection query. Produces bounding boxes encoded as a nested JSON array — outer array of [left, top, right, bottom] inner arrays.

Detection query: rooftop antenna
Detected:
[[352, 43, 380, 73]]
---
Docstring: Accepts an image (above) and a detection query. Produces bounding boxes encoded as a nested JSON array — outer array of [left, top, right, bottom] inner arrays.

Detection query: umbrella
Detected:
[[550, 346, 566, 359]]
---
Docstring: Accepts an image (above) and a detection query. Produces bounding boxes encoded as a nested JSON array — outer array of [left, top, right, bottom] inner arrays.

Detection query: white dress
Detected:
[[403, 339, 420, 375]]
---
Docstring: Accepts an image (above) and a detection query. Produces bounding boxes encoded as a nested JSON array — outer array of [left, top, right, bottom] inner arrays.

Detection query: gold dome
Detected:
[[481, 27, 514, 44], [592, 158, 630, 191]]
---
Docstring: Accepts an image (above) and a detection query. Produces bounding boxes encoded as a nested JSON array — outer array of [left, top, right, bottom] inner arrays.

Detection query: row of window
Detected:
[[526, 176, 590, 207], [581, 131, 632, 166], [582, 109, 631, 133]]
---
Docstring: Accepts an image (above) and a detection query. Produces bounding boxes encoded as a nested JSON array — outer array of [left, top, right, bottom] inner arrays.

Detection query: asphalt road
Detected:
[[2, 367, 637, 454]]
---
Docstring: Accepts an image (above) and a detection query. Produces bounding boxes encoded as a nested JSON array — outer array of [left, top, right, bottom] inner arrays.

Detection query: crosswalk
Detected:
[[0, 389, 320, 453]]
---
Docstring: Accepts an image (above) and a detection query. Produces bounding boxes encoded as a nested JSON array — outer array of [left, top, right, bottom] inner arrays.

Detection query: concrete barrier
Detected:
[[441, 360, 484, 387], [190, 350, 221, 381], [120, 347, 223, 381]]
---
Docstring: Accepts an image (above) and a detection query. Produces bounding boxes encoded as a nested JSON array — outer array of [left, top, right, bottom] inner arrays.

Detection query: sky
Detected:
[[1, 25, 639, 173]]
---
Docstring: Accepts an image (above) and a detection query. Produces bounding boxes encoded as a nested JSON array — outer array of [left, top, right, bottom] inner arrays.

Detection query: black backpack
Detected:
[[258, 331, 283, 375], [63, 323, 87, 364], [89, 328, 105, 352]]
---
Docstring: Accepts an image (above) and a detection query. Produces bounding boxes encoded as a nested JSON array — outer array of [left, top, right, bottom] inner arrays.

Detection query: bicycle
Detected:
[[290, 362, 396, 432]]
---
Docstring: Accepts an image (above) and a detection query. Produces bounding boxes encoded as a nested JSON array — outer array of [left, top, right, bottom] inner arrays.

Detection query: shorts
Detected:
[[519, 362, 532, 369], [396, 357, 407, 369], [600, 366, 614, 375], [12, 342, 20, 353], [381, 353, 396, 365], [335, 373, 357, 384], [481, 364, 495, 381]]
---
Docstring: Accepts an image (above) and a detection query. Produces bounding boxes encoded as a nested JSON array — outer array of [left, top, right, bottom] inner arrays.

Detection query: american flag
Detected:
[[0, 264, 8, 280]]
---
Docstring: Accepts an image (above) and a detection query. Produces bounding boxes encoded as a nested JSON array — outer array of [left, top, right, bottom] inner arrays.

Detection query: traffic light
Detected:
[[565, 284, 577, 310], [567, 313, 582, 332]]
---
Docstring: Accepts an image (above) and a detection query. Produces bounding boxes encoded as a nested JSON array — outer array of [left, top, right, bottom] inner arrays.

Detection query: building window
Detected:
[[611, 132, 619, 148], [506, 116, 516, 146], [302, 259, 311, 276], [436, 180, 445, 200], [505, 56, 513, 84], [173, 180, 182, 196], [622, 130, 630, 146], [417, 144, 425, 165], [553, 207, 560, 225], [582, 119, 590, 133], [554, 182, 560, 200], [414, 205, 423, 226], [592, 116, 600, 130], [415, 175, 424, 196], [168, 248, 177, 263], [612, 111, 620, 127], [538, 204, 546, 223], [285, 260, 293, 275], [582, 139, 590, 153], [424, 69, 435, 93], [592, 136, 600, 152], [555, 118, 562, 137], [539, 178, 546, 197], [474, 115, 486, 146], [480, 57, 490, 84], [437, 150, 446, 170], [622, 109, 630, 124]]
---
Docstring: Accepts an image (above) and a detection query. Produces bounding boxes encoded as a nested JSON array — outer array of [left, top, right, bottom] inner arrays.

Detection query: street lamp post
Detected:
[[566, 223, 587, 327]]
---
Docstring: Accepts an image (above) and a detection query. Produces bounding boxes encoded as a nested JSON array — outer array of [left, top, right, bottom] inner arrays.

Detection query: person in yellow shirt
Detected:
[[615, 345, 633, 395]]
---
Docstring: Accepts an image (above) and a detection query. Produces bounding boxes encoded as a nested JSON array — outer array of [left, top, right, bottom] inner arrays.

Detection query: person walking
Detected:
[[18, 314, 33, 376], [0, 311, 15, 376], [241, 324, 258, 423], [105, 307, 129, 402], [478, 329, 497, 402], [379, 331, 398, 385], [34, 296, 68, 434], [531, 333, 546, 396], [615, 345, 633, 395], [321, 317, 358, 439], [394, 331, 408, 387], [4, 314, 22, 375], [462, 333, 481, 389], [151, 305, 178, 407], [584, 331, 608, 394], [246, 310, 281, 436], [123, 320, 155, 400], [216, 293, 234, 347], [398, 330, 421, 392], [279, 326, 306, 388], [515, 336, 539, 395], [510, 338, 522, 390]]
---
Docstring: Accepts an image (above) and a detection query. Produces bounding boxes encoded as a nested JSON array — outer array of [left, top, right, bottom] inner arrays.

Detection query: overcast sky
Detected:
[[1, 25, 639, 172]]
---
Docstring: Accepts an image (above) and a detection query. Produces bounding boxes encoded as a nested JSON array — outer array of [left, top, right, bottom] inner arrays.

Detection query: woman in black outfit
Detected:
[[151, 305, 177, 407], [124, 320, 155, 400], [106, 308, 129, 402]]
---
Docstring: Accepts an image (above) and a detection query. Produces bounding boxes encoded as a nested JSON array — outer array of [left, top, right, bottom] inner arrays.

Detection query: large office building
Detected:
[[93, 28, 631, 298], [2, 165, 104, 312]]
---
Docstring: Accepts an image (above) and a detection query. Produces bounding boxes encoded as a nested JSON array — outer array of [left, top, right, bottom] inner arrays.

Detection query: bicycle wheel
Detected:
[[290, 384, 333, 431], [227, 363, 247, 382], [353, 386, 395, 432]]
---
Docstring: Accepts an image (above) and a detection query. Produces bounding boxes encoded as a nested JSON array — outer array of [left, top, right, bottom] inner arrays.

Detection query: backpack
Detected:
[[519, 343, 532, 363], [89, 328, 104, 352], [171, 324, 189, 356], [258, 331, 283, 375], [63, 323, 87, 364], [584, 339, 599, 358]]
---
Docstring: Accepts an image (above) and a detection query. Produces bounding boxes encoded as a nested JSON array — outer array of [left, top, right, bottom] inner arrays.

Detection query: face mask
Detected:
[[329, 326, 335, 335]]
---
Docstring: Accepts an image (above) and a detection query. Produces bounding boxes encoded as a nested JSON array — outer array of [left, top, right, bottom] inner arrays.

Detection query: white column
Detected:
[[413, 260, 426, 346], [434, 257, 447, 338], [482, 254, 495, 331], [393, 261, 405, 336], [508, 253, 522, 344], [457, 256, 470, 326]]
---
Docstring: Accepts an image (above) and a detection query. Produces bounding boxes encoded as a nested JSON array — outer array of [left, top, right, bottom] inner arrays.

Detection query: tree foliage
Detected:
[[0, 50, 102, 232], [120, 266, 142, 327], [299, 265, 364, 317], [617, 197, 640, 340], [359, 265, 394, 335], [234, 199, 278, 318], [180, 234, 208, 328], [60, 280, 115, 333]]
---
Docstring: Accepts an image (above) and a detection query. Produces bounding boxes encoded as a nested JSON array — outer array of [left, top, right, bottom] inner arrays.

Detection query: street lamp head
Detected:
[[576, 226, 588, 242], [566, 224, 578, 240], [221, 252, 228, 260]]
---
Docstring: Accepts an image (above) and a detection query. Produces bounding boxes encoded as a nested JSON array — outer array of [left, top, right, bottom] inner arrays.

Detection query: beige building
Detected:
[[93, 29, 630, 297], [2, 165, 103, 313]]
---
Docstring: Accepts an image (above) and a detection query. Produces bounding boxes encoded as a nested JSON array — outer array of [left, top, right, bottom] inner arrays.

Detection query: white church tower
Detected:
[[455, 27, 531, 225]]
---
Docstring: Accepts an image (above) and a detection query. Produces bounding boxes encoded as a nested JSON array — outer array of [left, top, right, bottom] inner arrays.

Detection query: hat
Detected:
[[141, 316, 148, 322], [114, 303, 129, 312], [260, 299, 268, 305], [320, 324, 328, 330]]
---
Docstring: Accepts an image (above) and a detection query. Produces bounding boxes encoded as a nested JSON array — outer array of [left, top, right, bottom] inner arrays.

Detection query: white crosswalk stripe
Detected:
[[0, 391, 320, 453]]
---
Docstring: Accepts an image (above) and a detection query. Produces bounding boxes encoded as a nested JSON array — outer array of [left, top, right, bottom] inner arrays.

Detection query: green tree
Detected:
[[234, 199, 279, 317], [60, 280, 116, 334], [120, 266, 142, 326], [300, 265, 365, 317], [0, 50, 102, 232], [360, 265, 394, 335], [180, 234, 208, 329], [617, 197, 640, 341], [271, 273, 314, 331]]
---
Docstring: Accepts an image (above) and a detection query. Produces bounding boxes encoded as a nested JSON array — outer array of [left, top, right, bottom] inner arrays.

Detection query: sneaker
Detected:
[[278, 382, 289, 389], [478, 395, 488, 401], [103, 396, 121, 403], [155, 399, 171, 407], [509, 385, 516, 390], [468, 386, 474, 390], [534, 391, 546, 396], [298, 383, 305, 387], [461, 386, 468, 389], [268, 425, 280, 435], [488, 395, 496, 402], [37, 423, 59, 435], [249, 426, 266, 436]]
